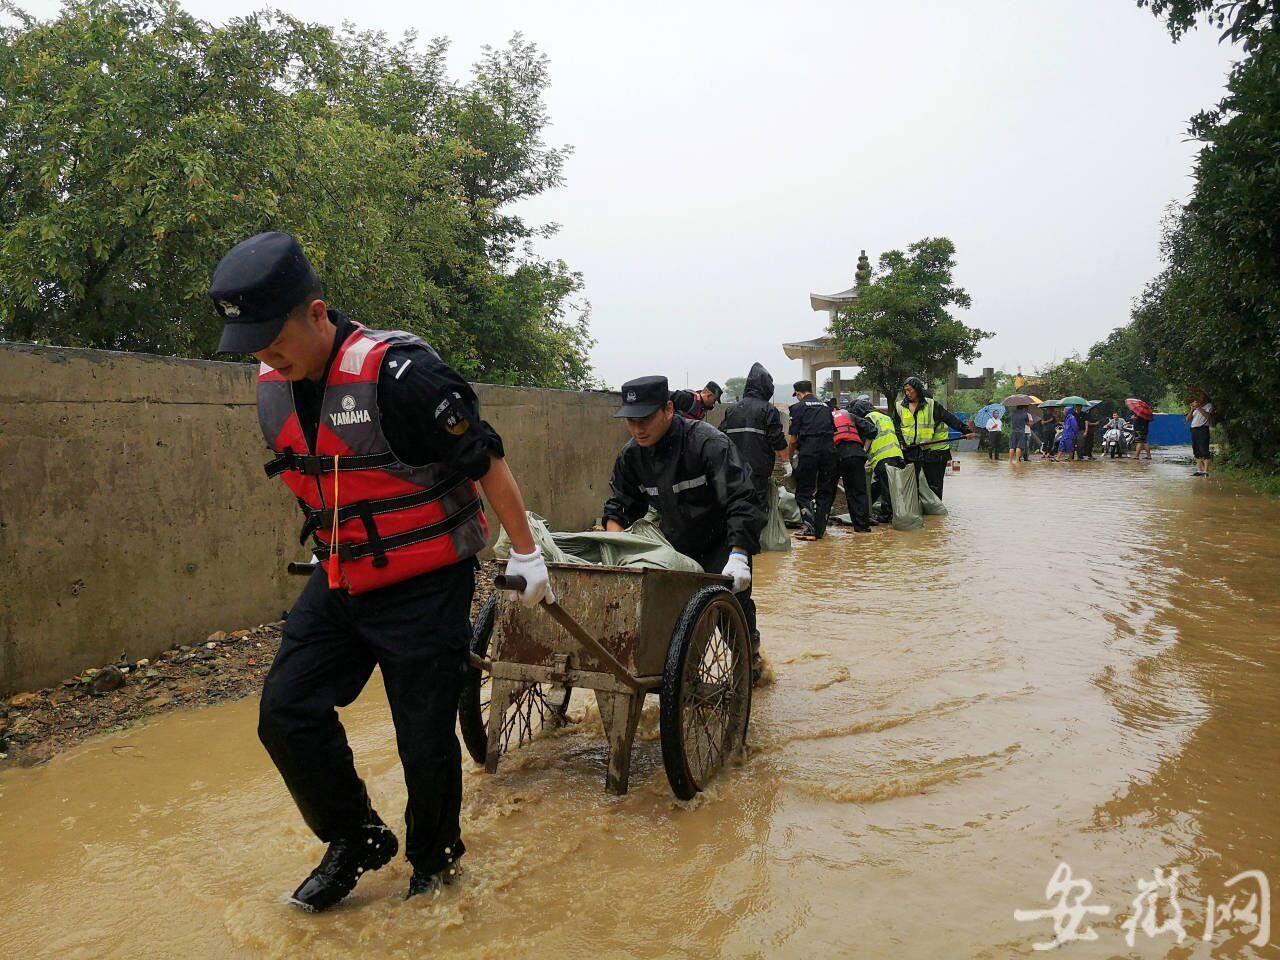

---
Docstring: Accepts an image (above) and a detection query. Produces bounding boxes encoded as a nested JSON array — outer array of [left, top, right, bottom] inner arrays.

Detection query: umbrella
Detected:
[[1056, 395, 1090, 408], [1126, 398, 1154, 420], [1038, 398, 1062, 408], [1002, 393, 1038, 407], [974, 403, 1005, 429]]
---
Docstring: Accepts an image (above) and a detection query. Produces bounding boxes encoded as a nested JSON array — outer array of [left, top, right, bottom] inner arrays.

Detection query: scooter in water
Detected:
[[1102, 422, 1136, 458]]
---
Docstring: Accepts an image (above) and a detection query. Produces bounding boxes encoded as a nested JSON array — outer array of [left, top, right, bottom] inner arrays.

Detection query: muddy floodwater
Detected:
[[2, 454, 1277, 959]]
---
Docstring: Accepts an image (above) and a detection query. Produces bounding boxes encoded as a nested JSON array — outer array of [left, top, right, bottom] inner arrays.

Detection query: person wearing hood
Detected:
[[832, 398, 877, 532], [1053, 405, 1080, 461], [602, 376, 765, 682], [722, 363, 789, 512], [721, 363, 788, 671], [897, 376, 974, 500]]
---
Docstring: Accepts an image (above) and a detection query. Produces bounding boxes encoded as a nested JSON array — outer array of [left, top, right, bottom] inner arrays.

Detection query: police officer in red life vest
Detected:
[[832, 401, 876, 532], [670, 381, 722, 421], [209, 232, 552, 911]]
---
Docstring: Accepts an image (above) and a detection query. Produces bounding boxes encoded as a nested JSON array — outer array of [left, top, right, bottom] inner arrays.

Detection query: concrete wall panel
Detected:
[[0, 343, 626, 693]]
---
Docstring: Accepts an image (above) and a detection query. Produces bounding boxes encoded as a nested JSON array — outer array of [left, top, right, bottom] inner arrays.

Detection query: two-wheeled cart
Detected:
[[458, 564, 752, 799]]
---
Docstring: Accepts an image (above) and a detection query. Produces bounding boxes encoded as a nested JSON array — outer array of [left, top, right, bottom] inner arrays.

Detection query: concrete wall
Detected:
[[0, 343, 628, 694]]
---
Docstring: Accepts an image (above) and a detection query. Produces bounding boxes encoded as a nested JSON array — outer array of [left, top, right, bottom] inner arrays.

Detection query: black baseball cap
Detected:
[[703, 381, 723, 399], [209, 232, 321, 353], [614, 375, 669, 418], [793, 379, 813, 396]]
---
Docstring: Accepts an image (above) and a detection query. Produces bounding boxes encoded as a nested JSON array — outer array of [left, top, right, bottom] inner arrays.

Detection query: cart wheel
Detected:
[[660, 585, 752, 800], [459, 592, 572, 766]]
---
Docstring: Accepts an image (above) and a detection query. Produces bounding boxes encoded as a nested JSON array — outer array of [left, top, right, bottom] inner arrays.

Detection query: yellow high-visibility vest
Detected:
[[866, 411, 903, 468]]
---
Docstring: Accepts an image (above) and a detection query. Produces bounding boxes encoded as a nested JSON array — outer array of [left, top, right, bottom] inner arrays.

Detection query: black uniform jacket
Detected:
[[788, 397, 836, 457], [721, 363, 787, 493], [602, 414, 763, 558]]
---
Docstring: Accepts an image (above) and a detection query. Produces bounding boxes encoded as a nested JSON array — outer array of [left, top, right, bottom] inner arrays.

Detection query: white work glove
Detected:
[[783, 459, 794, 477], [504, 546, 555, 606], [721, 550, 752, 594]]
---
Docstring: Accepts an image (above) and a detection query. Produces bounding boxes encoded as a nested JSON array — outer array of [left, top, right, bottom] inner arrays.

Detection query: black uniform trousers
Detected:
[[689, 541, 757, 655], [835, 448, 871, 530], [870, 456, 906, 520], [258, 561, 474, 876], [794, 451, 837, 538]]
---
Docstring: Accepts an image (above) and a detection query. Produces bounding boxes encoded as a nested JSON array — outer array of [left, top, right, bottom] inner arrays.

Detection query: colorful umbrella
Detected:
[[974, 403, 1005, 428], [1126, 398, 1154, 420], [1002, 393, 1038, 407]]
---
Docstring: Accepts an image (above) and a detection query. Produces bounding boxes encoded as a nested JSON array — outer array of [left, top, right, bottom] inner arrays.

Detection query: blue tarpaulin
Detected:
[[1148, 413, 1191, 446]]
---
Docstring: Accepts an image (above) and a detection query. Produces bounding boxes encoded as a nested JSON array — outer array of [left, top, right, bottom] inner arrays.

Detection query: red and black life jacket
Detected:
[[257, 324, 488, 595], [832, 408, 863, 445]]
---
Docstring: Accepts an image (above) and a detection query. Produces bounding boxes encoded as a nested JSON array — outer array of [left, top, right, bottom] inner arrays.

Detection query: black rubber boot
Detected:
[[289, 823, 399, 913], [406, 864, 462, 900]]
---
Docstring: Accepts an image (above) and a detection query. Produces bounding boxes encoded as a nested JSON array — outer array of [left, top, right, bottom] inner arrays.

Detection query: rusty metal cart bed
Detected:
[[458, 563, 752, 799]]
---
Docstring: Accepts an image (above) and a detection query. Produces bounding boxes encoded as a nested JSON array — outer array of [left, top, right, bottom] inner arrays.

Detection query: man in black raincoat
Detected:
[[721, 363, 788, 513], [602, 375, 765, 681], [720, 363, 788, 668]]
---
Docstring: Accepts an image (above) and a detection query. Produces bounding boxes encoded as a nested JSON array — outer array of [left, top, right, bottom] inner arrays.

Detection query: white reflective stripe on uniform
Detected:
[[641, 485, 659, 495], [724, 427, 766, 435], [671, 476, 708, 493], [393, 358, 413, 380]]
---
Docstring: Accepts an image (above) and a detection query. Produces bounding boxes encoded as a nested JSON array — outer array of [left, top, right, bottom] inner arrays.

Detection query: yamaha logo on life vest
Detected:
[[330, 394, 372, 426]]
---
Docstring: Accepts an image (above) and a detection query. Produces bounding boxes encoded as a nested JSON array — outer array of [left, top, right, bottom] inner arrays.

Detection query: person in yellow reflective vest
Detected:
[[897, 376, 974, 501], [854, 396, 903, 524]]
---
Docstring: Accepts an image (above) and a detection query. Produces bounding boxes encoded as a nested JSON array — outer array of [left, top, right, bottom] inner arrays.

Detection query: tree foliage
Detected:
[[827, 237, 990, 419], [1031, 325, 1168, 409], [1135, 0, 1279, 49], [1130, 23, 1280, 464], [0, 0, 596, 388]]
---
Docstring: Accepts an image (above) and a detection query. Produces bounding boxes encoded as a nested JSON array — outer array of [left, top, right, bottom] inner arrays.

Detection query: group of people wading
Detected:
[[770, 373, 973, 538], [206, 231, 974, 915]]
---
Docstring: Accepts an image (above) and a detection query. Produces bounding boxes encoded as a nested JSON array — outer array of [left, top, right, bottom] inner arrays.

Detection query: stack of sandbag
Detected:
[[760, 485, 792, 552]]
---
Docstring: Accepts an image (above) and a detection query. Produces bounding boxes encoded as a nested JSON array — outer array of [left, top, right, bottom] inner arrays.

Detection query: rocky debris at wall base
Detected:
[[0, 560, 501, 769]]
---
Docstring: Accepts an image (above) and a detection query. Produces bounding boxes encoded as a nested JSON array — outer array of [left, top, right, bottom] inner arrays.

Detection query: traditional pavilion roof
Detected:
[[809, 285, 859, 312], [782, 336, 837, 360]]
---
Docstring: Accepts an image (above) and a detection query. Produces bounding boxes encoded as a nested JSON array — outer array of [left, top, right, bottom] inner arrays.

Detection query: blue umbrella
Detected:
[[974, 403, 1004, 429]]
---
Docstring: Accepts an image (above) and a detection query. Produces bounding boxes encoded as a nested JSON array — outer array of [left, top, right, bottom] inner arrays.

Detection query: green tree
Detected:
[[723, 376, 747, 402], [0, 0, 596, 388], [827, 237, 990, 424], [1129, 20, 1280, 464]]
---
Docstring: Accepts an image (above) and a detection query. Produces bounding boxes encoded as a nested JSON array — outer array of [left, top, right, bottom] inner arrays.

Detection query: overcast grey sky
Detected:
[[27, 0, 1242, 389]]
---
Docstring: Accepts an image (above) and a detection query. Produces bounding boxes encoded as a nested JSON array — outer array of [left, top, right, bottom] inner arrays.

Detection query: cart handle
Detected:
[[491, 573, 641, 693]]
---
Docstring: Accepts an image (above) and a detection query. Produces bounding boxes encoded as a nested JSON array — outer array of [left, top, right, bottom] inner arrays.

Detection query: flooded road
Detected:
[[2, 454, 1278, 959]]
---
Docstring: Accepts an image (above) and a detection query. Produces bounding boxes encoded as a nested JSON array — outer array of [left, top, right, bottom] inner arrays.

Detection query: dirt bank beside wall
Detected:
[[0, 342, 626, 694]]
